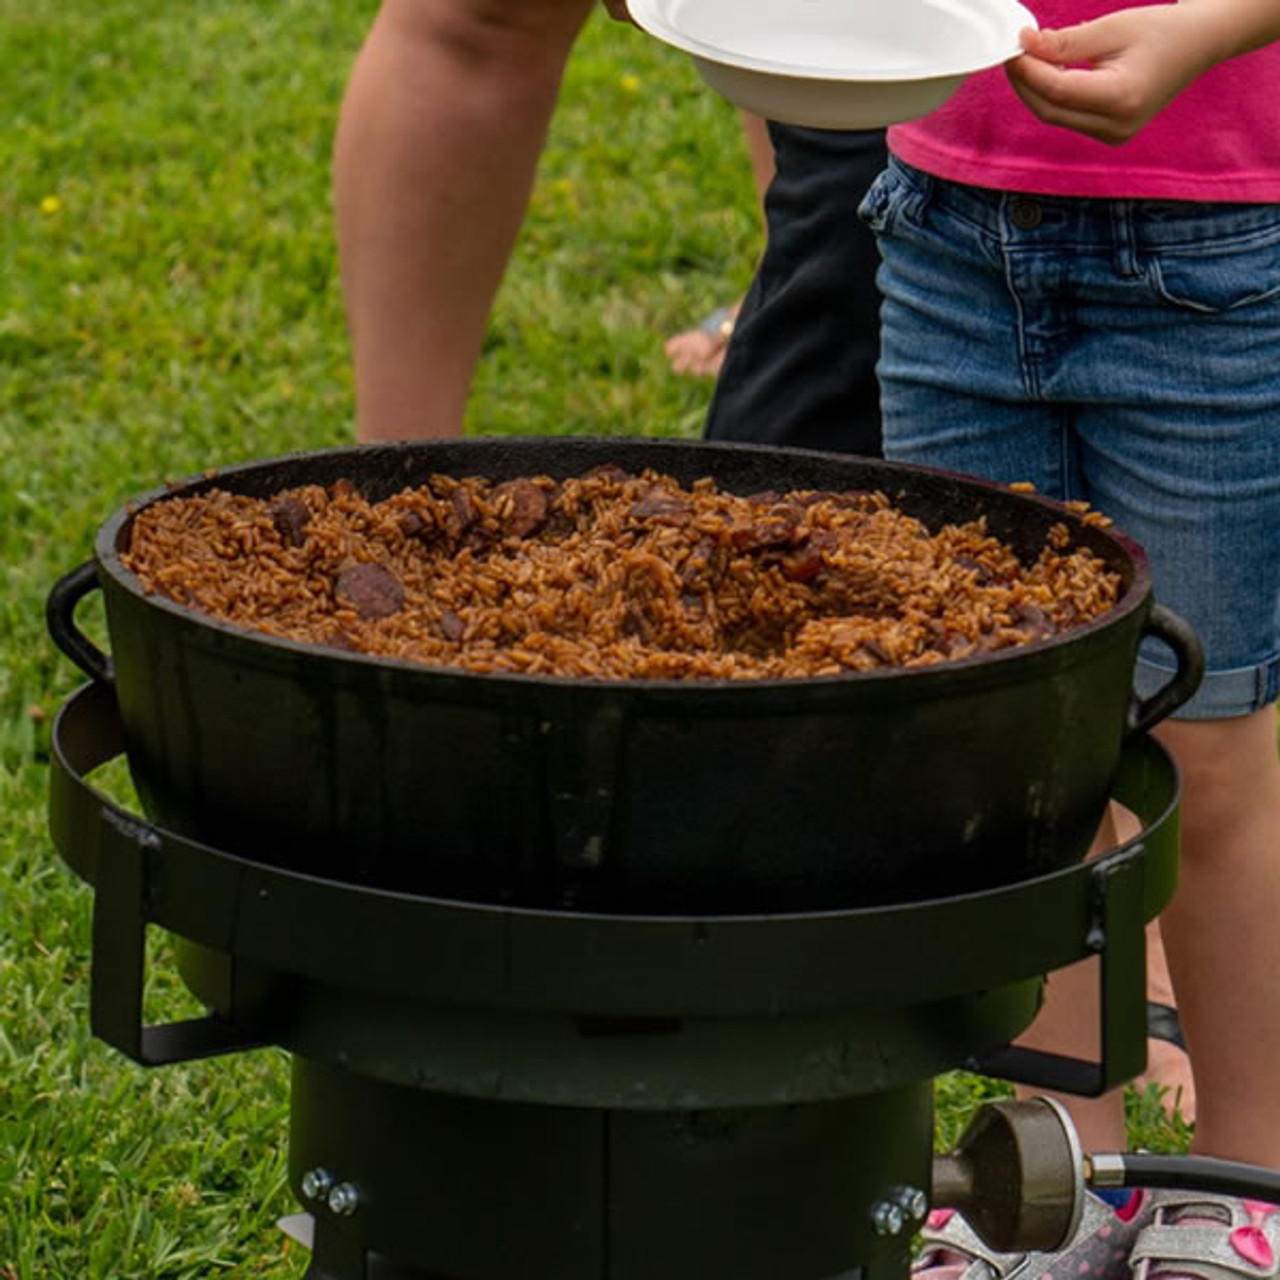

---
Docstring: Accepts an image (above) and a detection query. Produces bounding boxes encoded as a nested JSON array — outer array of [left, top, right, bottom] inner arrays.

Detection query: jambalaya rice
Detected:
[[120, 467, 1124, 680]]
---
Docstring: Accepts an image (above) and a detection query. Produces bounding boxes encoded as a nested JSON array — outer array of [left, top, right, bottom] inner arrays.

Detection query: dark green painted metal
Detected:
[[50, 438, 1201, 915], [290, 1056, 927, 1280], [49, 678, 1178, 1098], [46, 658, 1183, 1279]]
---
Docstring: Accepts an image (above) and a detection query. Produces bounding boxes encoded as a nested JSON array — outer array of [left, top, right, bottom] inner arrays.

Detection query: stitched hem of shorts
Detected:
[[1134, 654, 1280, 720]]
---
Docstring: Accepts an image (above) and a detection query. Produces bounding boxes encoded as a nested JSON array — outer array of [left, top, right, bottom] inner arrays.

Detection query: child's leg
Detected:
[[1155, 708, 1280, 1165]]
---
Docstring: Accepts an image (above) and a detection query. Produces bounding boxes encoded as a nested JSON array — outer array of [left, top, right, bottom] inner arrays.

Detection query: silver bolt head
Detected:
[[300, 1168, 334, 1201], [895, 1187, 930, 1220], [872, 1201, 907, 1236], [328, 1182, 360, 1216]]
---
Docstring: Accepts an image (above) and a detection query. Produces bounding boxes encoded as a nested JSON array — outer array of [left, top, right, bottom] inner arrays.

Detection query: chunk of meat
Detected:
[[270, 497, 310, 548], [335, 563, 405, 620], [494, 479, 549, 538]]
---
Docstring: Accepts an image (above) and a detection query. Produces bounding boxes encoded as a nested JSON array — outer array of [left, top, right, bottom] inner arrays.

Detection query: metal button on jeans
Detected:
[[1009, 198, 1042, 229]]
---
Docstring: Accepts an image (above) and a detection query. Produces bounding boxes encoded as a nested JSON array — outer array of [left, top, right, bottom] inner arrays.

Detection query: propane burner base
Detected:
[[45, 679, 1186, 1280], [289, 1057, 930, 1280]]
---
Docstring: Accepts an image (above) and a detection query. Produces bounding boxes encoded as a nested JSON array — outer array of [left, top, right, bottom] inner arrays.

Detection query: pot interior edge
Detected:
[[92, 437, 1153, 703]]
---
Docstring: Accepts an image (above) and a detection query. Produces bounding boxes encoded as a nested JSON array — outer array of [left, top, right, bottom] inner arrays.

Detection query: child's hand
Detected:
[[1005, 5, 1219, 145]]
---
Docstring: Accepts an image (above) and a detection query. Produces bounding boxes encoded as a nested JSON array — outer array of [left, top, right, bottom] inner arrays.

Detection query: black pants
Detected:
[[704, 124, 887, 460]]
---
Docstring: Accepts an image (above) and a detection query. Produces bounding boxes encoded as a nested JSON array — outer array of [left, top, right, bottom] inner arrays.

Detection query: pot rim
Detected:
[[93, 437, 1155, 701]]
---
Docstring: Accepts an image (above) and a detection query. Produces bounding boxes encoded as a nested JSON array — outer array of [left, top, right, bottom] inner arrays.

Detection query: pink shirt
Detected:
[[889, 0, 1280, 201]]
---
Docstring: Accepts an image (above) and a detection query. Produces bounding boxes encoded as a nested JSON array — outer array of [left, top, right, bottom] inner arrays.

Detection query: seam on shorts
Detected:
[[1136, 652, 1280, 719]]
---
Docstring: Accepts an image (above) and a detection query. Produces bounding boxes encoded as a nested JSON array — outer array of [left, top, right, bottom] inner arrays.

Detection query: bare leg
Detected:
[[1156, 707, 1280, 1164], [334, 0, 595, 441], [740, 110, 776, 206], [1014, 709, 1280, 1162]]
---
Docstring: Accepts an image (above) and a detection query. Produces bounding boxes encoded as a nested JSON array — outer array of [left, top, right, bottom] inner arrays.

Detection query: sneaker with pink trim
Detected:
[[1130, 1191, 1280, 1280], [914, 1190, 1153, 1280]]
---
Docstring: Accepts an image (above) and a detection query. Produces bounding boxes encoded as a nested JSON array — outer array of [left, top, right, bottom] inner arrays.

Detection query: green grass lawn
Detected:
[[1, 3, 1191, 1276]]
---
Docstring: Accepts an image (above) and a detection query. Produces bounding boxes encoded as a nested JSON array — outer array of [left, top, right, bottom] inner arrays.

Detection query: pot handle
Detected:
[[47, 560, 115, 685], [1125, 604, 1204, 739]]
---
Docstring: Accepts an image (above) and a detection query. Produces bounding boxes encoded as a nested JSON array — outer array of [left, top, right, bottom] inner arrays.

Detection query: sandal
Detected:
[[1130, 1191, 1280, 1280], [664, 303, 739, 379], [1147, 1002, 1187, 1054], [915, 1190, 1152, 1280]]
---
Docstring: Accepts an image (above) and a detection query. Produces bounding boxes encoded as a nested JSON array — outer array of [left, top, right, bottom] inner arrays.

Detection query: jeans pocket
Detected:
[[1145, 226, 1280, 314], [857, 161, 922, 236]]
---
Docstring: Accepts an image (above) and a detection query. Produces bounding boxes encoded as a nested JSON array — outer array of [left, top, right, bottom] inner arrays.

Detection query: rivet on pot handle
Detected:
[[47, 560, 115, 686], [1125, 604, 1204, 739]]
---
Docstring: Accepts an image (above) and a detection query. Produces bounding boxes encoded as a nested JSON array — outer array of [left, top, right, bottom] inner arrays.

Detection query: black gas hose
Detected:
[[1089, 1152, 1280, 1204]]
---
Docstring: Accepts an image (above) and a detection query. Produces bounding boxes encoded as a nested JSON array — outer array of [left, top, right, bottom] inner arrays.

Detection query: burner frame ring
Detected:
[[50, 678, 1179, 1102]]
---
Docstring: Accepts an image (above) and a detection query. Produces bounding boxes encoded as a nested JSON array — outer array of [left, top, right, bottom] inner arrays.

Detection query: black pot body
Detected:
[[87, 439, 1167, 913]]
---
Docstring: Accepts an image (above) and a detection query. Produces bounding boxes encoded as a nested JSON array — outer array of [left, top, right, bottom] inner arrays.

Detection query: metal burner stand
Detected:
[[49, 679, 1181, 1280]]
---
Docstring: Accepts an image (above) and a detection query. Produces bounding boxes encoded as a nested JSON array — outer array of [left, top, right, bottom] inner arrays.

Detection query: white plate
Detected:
[[628, 0, 1037, 129]]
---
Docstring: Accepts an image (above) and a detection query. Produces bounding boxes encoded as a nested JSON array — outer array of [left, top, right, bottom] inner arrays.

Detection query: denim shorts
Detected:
[[859, 157, 1280, 719]]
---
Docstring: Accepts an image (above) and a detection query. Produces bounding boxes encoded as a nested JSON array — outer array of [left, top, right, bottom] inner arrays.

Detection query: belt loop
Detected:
[[908, 169, 935, 223], [1110, 201, 1140, 278]]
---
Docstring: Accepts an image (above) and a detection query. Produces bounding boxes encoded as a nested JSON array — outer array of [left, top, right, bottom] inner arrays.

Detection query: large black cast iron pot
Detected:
[[47, 438, 1202, 914]]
